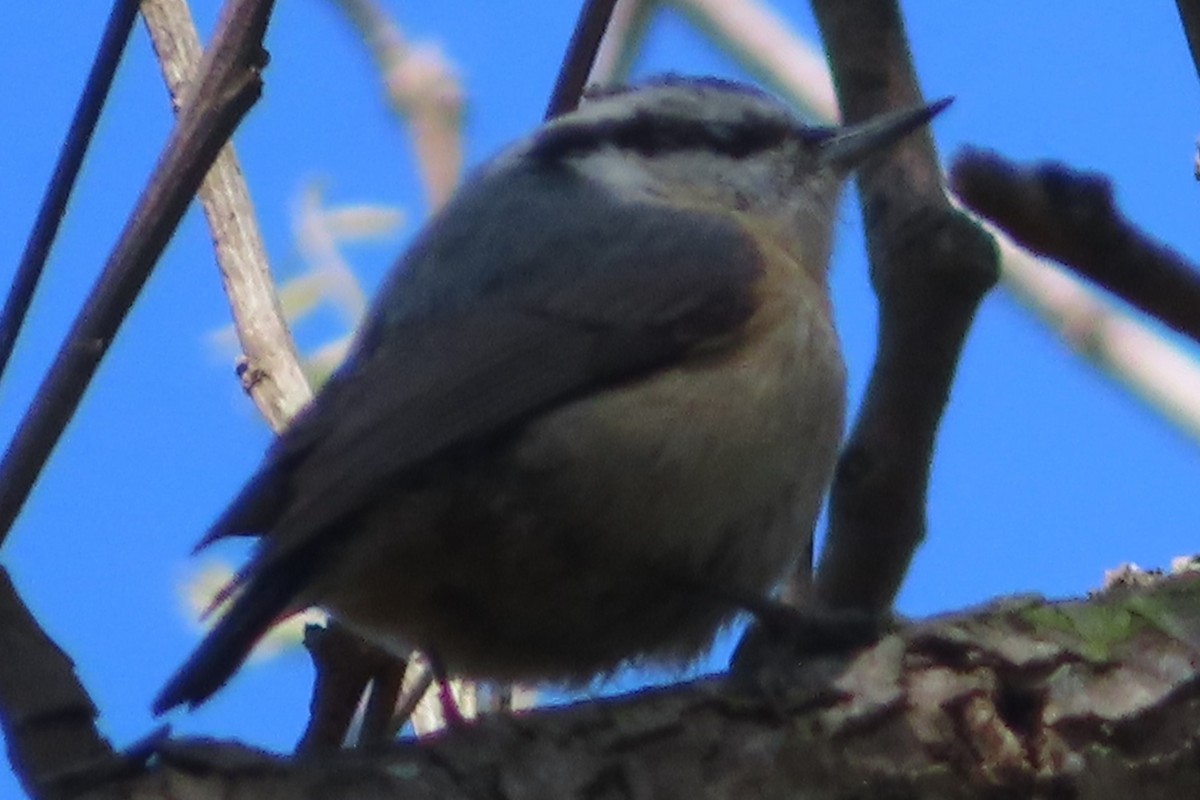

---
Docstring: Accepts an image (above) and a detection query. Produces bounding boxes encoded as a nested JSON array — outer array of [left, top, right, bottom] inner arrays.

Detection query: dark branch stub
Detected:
[[952, 148, 1200, 347]]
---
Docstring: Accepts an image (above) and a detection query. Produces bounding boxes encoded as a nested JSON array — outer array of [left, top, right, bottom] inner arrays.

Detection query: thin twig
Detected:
[[0, 0, 279, 546], [141, 0, 312, 432], [0, 0, 140, 389], [951, 149, 1200, 347], [545, 0, 621, 119]]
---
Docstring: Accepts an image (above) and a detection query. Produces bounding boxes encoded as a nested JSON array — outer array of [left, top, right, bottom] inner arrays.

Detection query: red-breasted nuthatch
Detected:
[[154, 76, 947, 713]]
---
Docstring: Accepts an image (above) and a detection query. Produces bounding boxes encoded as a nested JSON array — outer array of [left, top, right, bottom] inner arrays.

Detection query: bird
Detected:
[[154, 76, 948, 714]]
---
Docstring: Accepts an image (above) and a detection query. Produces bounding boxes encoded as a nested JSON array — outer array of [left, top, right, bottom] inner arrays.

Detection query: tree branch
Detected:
[[950, 149, 1200, 347], [809, 0, 998, 614], [140, 0, 311, 432], [90, 574, 1200, 798], [0, 0, 279, 546]]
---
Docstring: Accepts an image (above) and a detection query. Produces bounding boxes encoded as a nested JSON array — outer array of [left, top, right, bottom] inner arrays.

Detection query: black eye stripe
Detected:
[[530, 111, 796, 161]]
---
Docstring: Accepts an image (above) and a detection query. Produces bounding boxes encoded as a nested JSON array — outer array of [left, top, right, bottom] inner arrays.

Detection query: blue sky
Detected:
[[2, 3, 1199, 793]]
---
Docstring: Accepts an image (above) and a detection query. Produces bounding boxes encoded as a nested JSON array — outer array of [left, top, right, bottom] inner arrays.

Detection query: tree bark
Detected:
[[61, 573, 1200, 800]]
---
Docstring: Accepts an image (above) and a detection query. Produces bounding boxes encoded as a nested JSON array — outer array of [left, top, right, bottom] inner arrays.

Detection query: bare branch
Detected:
[[810, 0, 998, 614], [545, 0, 621, 118], [0, 0, 279, 546], [0, 0, 140, 389], [101, 574, 1200, 798], [951, 149, 1200, 347], [142, 0, 312, 432]]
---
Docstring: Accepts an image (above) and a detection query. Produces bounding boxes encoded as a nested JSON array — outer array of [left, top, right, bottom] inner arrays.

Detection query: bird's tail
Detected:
[[153, 562, 308, 714]]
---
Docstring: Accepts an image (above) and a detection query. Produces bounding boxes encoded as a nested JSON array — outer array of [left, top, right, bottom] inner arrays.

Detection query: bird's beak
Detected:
[[816, 97, 953, 171]]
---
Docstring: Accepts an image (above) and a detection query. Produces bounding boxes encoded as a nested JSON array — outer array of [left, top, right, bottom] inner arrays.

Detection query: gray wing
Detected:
[[205, 166, 765, 552]]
